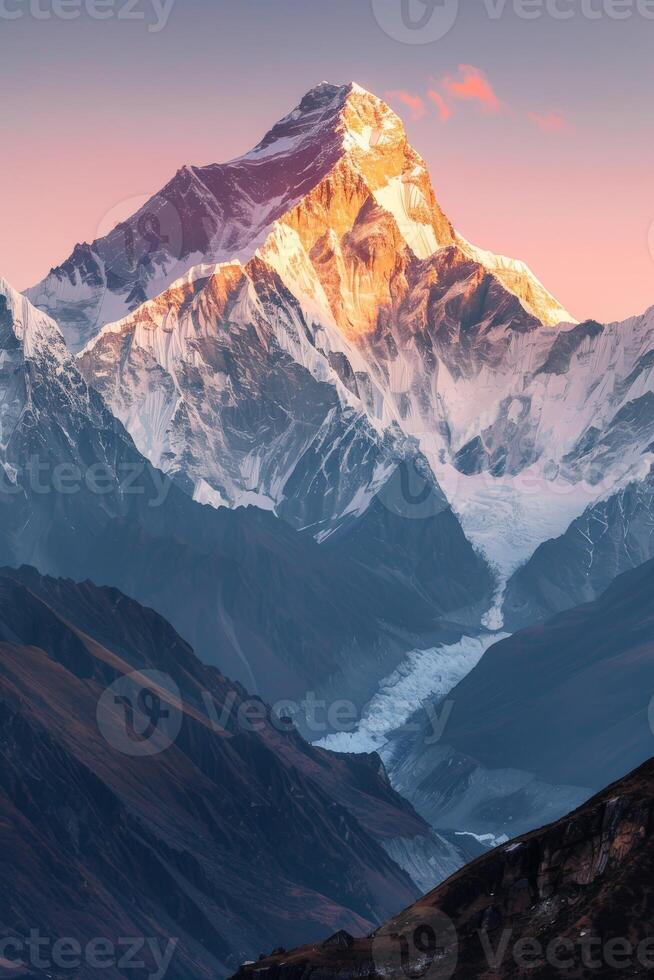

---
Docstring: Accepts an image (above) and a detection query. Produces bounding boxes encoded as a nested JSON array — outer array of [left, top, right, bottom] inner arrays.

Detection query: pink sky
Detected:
[[1, 3, 652, 325]]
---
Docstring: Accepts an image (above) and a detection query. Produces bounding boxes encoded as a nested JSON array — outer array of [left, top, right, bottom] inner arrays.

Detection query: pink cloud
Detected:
[[528, 110, 570, 133], [427, 89, 452, 122], [442, 65, 502, 114], [386, 89, 427, 121]]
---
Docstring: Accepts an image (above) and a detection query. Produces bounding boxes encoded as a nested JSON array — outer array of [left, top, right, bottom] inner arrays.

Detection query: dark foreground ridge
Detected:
[[233, 756, 654, 979], [0, 566, 437, 978]]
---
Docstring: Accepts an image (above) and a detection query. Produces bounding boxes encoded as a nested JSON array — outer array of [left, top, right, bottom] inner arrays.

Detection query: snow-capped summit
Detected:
[[27, 81, 570, 353], [243, 81, 373, 159]]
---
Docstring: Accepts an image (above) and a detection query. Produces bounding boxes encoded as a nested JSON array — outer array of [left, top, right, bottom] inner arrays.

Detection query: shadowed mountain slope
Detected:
[[0, 565, 454, 978]]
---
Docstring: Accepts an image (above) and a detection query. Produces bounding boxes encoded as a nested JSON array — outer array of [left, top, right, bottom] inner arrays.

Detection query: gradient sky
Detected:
[[2, 0, 653, 322]]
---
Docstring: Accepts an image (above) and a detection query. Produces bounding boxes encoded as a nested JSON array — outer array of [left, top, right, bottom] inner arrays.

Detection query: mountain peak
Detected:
[[28, 80, 573, 352], [244, 80, 405, 164], [295, 79, 388, 110], [291, 80, 379, 109], [297, 79, 348, 107]]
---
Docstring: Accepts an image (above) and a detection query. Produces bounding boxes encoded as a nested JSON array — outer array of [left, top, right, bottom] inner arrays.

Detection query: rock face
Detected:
[[382, 556, 654, 844], [233, 756, 654, 979], [0, 564, 449, 978]]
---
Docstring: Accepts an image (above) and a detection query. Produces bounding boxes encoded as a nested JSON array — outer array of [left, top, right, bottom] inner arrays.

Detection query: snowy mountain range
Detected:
[[26, 80, 653, 632], [1, 79, 653, 972]]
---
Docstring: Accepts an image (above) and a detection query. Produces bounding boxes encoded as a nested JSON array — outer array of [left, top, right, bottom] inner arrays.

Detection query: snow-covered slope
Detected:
[[0, 274, 127, 510], [457, 235, 572, 328], [503, 465, 654, 629]]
